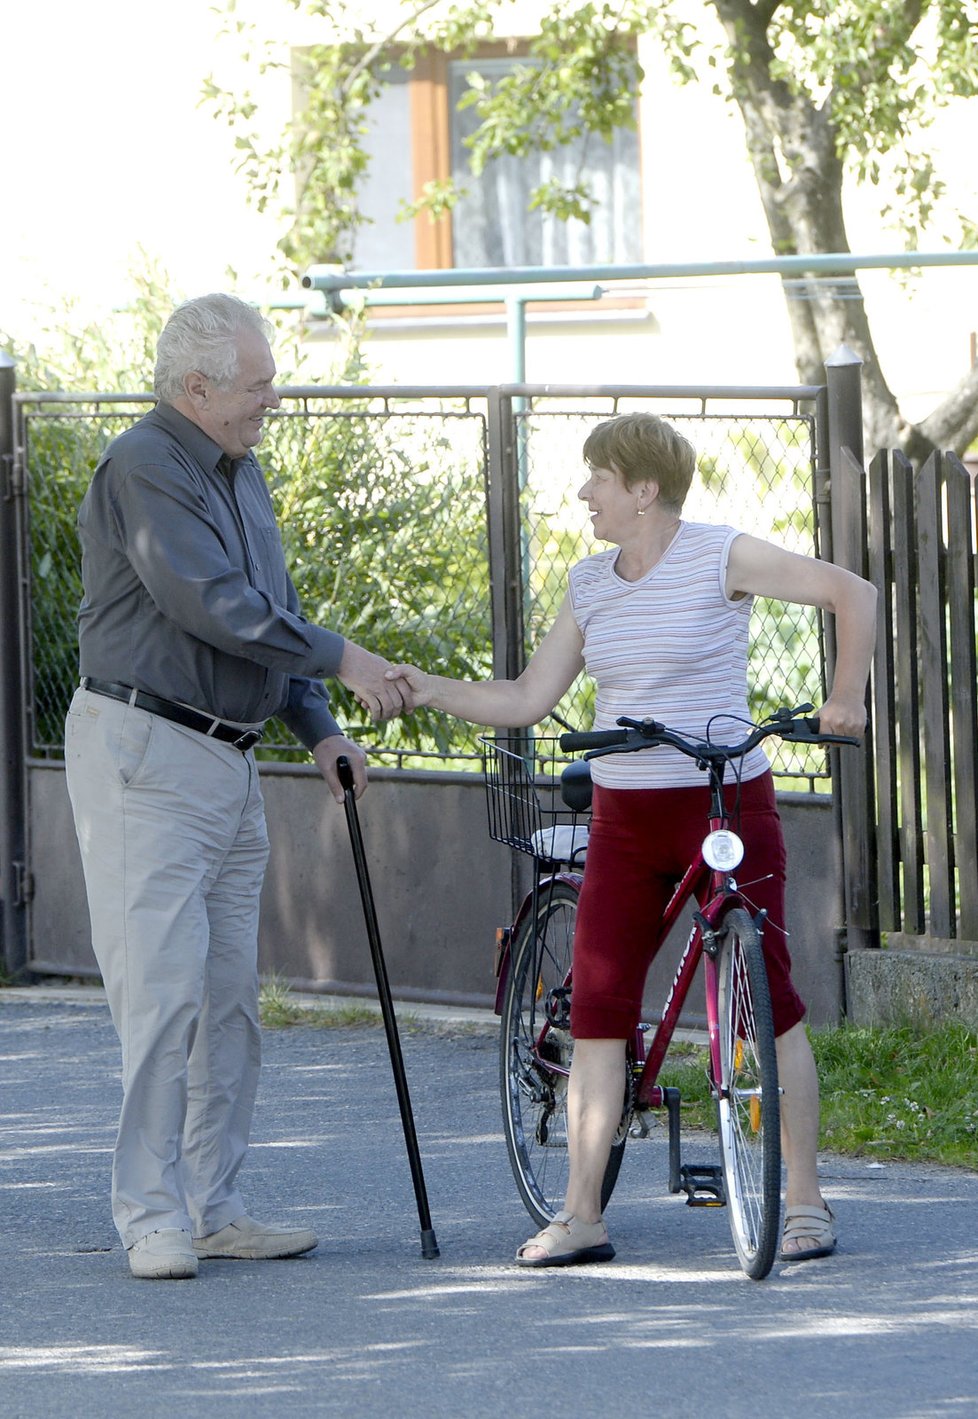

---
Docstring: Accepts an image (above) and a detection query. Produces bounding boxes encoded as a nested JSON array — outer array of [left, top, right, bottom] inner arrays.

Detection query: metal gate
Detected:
[[1, 374, 869, 987]]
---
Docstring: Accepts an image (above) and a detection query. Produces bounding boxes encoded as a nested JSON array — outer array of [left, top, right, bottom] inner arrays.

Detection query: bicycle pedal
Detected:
[[679, 1164, 726, 1207]]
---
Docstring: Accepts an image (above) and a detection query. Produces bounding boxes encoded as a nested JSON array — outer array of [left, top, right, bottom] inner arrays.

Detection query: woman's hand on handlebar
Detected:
[[811, 694, 869, 742]]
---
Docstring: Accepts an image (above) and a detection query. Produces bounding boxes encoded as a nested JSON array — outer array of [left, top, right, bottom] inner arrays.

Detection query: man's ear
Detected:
[[183, 370, 209, 405]]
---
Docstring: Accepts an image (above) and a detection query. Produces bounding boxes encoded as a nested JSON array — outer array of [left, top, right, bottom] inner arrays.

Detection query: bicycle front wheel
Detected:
[[714, 906, 782, 1279], [499, 879, 627, 1228]]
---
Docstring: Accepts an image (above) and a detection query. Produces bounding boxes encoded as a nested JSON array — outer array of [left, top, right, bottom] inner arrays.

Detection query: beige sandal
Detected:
[[780, 1203, 837, 1262], [515, 1210, 615, 1268]]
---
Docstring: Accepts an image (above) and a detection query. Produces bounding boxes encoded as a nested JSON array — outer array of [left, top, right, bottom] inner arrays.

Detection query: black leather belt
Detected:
[[80, 678, 264, 752]]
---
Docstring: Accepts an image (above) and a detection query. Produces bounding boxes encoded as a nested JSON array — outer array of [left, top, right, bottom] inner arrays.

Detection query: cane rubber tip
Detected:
[[420, 1230, 440, 1259]]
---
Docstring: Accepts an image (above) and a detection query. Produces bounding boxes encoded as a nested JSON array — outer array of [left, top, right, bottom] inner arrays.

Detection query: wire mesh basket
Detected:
[[480, 735, 590, 864]]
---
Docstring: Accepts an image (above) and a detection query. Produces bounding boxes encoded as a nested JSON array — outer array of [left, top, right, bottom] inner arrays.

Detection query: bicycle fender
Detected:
[[700, 891, 768, 937], [492, 871, 584, 1015]]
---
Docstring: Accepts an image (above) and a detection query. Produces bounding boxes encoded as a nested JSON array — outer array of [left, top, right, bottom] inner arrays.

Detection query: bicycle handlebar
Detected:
[[559, 706, 862, 762]]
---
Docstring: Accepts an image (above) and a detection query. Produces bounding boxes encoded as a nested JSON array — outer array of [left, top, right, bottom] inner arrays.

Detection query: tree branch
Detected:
[[826, 0, 926, 104], [342, 0, 446, 94], [913, 360, 978, 458]]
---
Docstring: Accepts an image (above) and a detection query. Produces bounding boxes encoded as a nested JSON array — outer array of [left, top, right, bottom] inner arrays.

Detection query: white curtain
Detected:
[[449, 60, 641, 269]]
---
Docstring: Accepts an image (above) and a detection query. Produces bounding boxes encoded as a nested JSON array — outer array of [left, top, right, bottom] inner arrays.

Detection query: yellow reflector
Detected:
[[750, 1096, 762, 1132]]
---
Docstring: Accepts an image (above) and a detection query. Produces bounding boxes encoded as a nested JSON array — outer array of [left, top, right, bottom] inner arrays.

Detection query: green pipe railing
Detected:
[[302, 249, 978, 294]]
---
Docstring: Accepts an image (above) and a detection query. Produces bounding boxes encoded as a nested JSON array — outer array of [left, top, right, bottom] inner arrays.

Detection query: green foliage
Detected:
[[2, 272, 180, 749], [661, 1022, 978, 1168], [762, 0, 978, 241], [1, 261, 175, 393], [259, 403, 492, 756]]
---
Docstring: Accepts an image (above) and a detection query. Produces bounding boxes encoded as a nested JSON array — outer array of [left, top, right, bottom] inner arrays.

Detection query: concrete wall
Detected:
[[846, 940, 978, 1030], [27, 763, 844, 1024]]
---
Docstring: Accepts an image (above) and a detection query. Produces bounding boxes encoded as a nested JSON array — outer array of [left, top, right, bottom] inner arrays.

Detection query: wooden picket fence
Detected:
[[866, 448, 978, 949]]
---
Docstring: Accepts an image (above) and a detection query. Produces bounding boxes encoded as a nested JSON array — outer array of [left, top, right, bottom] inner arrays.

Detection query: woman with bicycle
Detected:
[[388, 413, 876, 1268]]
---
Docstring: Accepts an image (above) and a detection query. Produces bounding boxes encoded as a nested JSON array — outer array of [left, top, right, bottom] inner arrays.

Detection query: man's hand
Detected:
[[337, 641, 415, 722], [313, 734, 367, 804]]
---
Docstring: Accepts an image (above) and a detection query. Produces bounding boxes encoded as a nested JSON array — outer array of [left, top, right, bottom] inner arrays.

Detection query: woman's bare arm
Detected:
[[726, 534, 877, 738], [387, 594, 585, 728]]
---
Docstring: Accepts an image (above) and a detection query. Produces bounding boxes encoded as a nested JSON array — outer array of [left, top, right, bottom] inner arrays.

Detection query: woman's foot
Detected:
[[515, 1211, 615, 1268], [780, 1202, 836, 1261]]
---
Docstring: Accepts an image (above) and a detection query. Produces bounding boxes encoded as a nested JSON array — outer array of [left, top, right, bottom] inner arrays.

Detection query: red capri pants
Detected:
[[570, 771, 806, 1040]]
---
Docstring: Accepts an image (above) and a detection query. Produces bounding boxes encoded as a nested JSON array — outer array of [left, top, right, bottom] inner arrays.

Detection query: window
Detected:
[[448, 58, 641, 269], [349, 47, 642, 272]]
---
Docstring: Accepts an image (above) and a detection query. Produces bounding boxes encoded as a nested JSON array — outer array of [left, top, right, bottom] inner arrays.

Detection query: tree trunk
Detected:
[[709, 0, 978, 458]]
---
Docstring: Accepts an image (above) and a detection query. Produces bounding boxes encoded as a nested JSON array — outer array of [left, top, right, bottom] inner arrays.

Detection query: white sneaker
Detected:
[[193, 1215, 318, 1260], [128, 1228, 198, 1280]]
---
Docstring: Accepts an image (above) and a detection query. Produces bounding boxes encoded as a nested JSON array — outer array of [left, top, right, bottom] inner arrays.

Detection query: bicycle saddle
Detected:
[[560, 758, 593, 813]]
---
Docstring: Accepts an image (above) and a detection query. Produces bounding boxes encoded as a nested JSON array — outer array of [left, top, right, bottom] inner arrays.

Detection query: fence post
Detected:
[[0, 352, 28, 978], [825, 346, 880, 956], [485, 387, 526, 680], [486, 388, 530, 920]]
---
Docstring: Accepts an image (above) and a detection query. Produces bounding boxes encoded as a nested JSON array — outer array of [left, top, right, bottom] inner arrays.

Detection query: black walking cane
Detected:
[[336, 757, 440, 1260]]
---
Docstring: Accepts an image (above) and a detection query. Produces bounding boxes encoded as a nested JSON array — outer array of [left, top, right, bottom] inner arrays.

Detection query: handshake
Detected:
[[337, 641, 429, 722]]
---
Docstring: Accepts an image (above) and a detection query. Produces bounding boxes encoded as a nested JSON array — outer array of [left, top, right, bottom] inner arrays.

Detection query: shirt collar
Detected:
[[152, 401, 229, 477]]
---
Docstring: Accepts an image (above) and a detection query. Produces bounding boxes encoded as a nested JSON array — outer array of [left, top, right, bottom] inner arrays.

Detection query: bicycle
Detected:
[[482, 704, 858, 1280]]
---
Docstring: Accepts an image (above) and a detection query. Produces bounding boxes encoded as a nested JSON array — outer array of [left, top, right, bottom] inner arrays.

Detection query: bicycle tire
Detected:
[[714, 905, 782, 1279], [499, 879, 627, 1229]]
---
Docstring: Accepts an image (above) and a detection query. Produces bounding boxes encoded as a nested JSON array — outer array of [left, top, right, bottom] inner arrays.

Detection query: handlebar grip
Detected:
[[782, 715, 861, 746], [559, 728, 630, 752]]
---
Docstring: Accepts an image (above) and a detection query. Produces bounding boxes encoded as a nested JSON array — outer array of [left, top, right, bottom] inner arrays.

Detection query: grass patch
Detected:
[[812, 1022, 978, 1168], [657, 1022, 978, 1169], [259, 976, 386, 1031]]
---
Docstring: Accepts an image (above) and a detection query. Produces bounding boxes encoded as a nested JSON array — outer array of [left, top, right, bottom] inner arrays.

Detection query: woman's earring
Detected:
[[636, 506, 646, 517]]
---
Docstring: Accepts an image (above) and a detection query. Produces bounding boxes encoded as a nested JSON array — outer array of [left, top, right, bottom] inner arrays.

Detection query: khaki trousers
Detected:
[[65, 687, 270, 1248]]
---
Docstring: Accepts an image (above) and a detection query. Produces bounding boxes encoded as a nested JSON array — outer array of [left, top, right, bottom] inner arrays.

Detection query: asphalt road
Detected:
[[1, 992, 975, 1418]]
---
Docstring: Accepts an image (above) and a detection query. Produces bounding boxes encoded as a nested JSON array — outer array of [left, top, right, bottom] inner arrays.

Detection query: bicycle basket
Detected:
[[480, 735, 590, 864]]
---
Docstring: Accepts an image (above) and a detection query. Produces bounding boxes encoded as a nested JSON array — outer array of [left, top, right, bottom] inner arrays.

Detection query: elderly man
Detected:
[[65, 293, 408, 1279]]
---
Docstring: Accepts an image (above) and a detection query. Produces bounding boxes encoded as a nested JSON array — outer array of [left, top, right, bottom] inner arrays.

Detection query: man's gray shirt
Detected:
[[77, 401, 345, 750]]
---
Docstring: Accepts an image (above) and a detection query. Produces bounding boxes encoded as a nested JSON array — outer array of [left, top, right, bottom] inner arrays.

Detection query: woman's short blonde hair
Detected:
[[582, 413, 696, 512]]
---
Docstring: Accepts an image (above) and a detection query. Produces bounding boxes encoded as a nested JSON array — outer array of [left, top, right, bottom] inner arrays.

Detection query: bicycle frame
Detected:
[[631, 849, 748, 1110], [496, 763, 759, 1115]]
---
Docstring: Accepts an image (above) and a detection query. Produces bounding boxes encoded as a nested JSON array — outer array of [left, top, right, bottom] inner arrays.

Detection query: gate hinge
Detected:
[[13, 861, 35, 906], [2, 449, 26, 500]]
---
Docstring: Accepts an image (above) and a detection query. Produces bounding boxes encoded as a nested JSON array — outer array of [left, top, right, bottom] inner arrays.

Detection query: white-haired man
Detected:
[[65, 293, 409, 1279]]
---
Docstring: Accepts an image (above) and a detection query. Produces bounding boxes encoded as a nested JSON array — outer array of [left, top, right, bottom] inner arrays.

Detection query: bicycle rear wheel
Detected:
[[499, 879, 627, 1228], [714, 905, 782, 1279]]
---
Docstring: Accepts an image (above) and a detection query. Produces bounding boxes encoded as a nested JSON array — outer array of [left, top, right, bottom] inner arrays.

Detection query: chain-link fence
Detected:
[[515, 395, 825, 782], [17, 385, 827, 783]]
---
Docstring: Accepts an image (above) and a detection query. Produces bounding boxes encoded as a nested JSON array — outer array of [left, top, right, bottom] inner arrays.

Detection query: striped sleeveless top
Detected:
[[567, 522, 771, 788]]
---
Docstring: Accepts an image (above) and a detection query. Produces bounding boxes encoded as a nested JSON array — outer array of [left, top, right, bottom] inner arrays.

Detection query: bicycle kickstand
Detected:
[[665, 1087, 726, 1207]]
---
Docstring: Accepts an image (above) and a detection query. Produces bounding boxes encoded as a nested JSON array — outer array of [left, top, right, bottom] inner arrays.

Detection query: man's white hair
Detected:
[[154, 293, 273, 402]]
